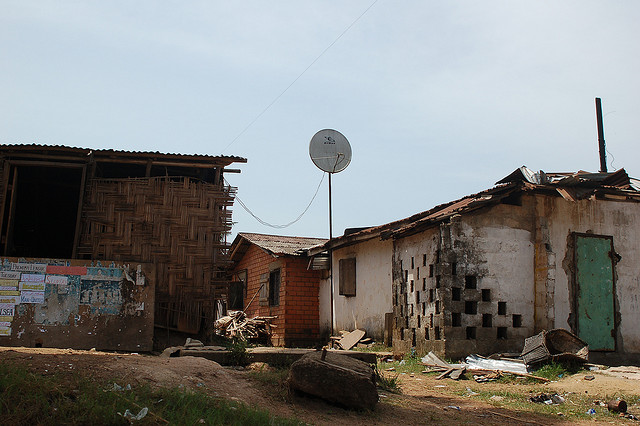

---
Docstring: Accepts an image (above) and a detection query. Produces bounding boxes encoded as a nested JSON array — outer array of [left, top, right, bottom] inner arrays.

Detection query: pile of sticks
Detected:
[[214, 310, 277, 341]]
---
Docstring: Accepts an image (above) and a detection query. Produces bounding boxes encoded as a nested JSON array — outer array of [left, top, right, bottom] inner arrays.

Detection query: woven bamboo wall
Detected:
[[76, 176, 236, 333]]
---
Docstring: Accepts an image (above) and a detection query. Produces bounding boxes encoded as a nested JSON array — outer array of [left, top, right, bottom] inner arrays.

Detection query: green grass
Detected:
[[353, 343, 391, 353], [531, 361, 585, 380], [454, 385, 636, 422], [378, 355, 425, 375], [0, 361, 304, 425]]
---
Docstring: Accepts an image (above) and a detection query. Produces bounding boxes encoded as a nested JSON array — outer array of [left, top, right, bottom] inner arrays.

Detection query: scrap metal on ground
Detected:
[[420, 329, 589, 383]]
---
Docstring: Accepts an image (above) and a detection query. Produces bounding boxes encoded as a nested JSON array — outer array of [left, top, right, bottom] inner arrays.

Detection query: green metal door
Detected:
[[575, 235, 615, 351]]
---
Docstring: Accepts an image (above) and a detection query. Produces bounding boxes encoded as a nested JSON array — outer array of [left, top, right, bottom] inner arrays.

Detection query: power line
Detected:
[[227, 172, 326, 228], [220, 0, 380, 153]]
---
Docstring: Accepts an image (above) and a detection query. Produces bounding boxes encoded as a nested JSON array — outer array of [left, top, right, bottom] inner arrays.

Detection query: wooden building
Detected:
[[0, 144, 245, 349]]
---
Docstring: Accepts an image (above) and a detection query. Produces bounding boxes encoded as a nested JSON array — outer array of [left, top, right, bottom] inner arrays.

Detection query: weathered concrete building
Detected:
[[0, 144, 245, 350], [229, 233, 326, 347], [309, 228, 394, 343], [312, 167, 640, 362]]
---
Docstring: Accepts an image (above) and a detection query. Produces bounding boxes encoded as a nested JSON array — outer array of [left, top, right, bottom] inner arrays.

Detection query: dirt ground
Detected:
[[1, 346, 640, 425]]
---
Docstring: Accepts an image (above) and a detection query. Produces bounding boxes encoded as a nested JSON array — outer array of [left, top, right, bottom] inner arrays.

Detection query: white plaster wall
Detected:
[[543, 196, 640, 352], [395, 220, 535, 333], [319, 238, 393, 340], [458, 221, 536, 331]]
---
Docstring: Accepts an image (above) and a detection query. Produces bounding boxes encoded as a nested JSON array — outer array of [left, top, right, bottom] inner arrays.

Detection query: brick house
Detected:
[[229, 233, 327, 347]]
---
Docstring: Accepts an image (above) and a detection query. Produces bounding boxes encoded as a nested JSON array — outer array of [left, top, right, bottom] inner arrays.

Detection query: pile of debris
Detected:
[[420, 328, 590, 383], [213, 310, 277, 341], [421, 351, 550, 383], [329, 329, 375, 350]]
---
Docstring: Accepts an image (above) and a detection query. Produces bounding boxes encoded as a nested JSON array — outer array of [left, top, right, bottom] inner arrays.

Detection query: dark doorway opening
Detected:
[[2, 164, 83, 258]]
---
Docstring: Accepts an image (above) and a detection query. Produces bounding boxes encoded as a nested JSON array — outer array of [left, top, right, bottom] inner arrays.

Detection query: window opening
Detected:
[[466, 326, 476, 339], [339, 258, 356, 296], [482, 314, 492, 327], [465, 275, 477, 289], [452, 287, 461, 301], [513, 314, 522, 328], [268, 269, 281, 306], [452, 312, 461, 327], [465, 301, 477, 315]]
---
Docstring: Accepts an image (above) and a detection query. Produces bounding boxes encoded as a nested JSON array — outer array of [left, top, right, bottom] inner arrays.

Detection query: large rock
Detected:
[[287, 350, 378, 410]]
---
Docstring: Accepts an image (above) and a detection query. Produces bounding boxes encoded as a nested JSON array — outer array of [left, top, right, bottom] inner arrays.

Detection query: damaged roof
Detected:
[[309, 166, 640, 254], [230, 233, 328, 260]]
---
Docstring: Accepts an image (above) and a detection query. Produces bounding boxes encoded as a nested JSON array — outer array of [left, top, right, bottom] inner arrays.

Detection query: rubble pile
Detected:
[[214, 310, 277, 341], [329, 329, 375, 350]]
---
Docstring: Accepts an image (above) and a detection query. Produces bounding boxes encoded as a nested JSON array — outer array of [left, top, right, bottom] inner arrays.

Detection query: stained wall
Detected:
[[0, 258, 154, 351]]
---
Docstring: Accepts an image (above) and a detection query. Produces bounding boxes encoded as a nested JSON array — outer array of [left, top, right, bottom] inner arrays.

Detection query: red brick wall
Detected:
[[232, 245, 321, 347], [281, 257, 321, 346]]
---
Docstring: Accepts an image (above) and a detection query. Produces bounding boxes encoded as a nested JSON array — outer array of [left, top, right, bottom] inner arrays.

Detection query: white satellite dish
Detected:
[[309, 129, 352, 173]]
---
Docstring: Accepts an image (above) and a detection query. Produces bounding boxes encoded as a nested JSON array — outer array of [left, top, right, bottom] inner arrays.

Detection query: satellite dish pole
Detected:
[[309, 129, 352, 337]]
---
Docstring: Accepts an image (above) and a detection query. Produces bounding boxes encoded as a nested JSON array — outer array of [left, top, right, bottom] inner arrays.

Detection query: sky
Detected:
[[2, 1, 639, 240]]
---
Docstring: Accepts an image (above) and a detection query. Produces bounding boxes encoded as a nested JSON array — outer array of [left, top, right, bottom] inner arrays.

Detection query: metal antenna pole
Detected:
[[595, 97, 607, 173], [328, 172, 334, 337]]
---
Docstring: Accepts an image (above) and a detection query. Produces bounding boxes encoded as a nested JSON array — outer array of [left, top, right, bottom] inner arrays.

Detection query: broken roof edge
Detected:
[[0, 143, 247, 166], [309, 165, 640, 254], [497, 165, 634, 189]]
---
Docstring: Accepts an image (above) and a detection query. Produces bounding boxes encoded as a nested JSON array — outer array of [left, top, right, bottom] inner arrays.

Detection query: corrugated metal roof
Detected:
[[236, 233, 328, 257], [312, 165, 640, 252], [0, 143, 246, 164]]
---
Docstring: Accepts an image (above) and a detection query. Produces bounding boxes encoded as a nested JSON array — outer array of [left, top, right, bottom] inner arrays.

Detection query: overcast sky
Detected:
[[2, 1, 639, 240]]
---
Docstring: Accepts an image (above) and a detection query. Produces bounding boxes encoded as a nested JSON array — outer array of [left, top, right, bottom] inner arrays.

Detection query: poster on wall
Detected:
[[0, 303, 15, 317], [20, 291, 45, 304], [11, 263, 47, 273], [0, 295, 19, 305], [20, 273, 46, 283], [0, 271, 21, 279], [45, 275, 68, 285], [19, 281, 46, 291]]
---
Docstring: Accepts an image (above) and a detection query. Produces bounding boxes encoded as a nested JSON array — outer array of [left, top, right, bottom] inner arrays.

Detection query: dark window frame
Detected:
[[339, 257, 357, 297], [268, 268, 281, 306]]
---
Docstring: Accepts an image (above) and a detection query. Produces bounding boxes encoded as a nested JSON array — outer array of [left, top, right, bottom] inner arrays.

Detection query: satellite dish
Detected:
[[309, 129, 352, 173]]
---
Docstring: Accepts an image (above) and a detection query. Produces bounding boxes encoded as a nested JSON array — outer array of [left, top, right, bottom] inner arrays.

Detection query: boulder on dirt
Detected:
[[287, 350, 378, 410]]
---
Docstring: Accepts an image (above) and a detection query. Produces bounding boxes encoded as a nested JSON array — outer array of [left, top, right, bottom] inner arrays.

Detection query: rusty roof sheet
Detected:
[[311, 165, 640, 252], [0, 143, 246, 164], [235, 233, 328, 257], [496, 166, 634, 189]]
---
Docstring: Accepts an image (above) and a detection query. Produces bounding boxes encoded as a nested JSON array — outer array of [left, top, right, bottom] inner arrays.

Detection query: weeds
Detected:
[[373, 364, 402, 393], [227, 337, 249, 366], [532, 361, 584, 380], [379, 355, 425, 375], [0, 361, 303, 425], [353, 343, 392, 353]]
